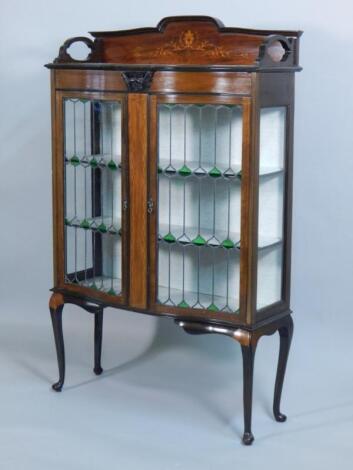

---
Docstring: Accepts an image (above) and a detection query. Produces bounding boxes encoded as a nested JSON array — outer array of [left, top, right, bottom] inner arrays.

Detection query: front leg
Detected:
[[273, 316, 294, 422], [175, 318, 293, 445], [93, 309, 104, 375], [49, 293, 65, 392], [241, 339, 257, 445]]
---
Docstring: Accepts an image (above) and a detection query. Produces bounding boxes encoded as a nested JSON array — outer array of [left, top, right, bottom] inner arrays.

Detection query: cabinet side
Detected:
[[50, 70, 57, 286], [255, 72, 295, 322]]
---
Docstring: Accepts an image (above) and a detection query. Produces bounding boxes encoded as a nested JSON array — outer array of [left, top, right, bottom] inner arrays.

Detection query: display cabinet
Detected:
[[46, 16, 302, 445]]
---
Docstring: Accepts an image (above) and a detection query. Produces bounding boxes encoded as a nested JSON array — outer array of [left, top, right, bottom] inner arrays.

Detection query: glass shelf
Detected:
[[65, 274, 122, 296], [158, 285, 239, 313], [65, 216, 121, 235], [158, 158, 241, 179], [158, 158, 283, 179], [158, 223, 281, 250], [65, 154, 121, 171]]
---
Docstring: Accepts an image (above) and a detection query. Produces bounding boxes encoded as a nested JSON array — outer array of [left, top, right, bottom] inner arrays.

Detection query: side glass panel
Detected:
[[157, 103, 242, 313], [63, 98, 123, 296], [257, 107, 286, 310]]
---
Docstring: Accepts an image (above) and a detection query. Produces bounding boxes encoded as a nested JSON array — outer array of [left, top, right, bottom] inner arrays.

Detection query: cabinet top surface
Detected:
[[46, 16, 302, 73]]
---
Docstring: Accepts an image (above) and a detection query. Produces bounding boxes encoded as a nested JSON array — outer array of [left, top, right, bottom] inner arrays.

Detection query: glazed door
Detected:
[[54, 92, 128, 304], [149, 95, 250, 323]]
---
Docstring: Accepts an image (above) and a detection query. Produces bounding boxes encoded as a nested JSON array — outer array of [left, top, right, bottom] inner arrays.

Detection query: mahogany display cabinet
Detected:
[[46, 16, 302, 445]]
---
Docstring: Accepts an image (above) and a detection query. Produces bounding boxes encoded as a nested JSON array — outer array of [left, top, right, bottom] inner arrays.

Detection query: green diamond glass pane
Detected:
[[107, 160, 118, 171], [192, 235, 206, 246], [70, 155, 80, 167], [178, 165, 192, 176], [107, 288, 116, 296], [157, 165, 163, 174], [90, 157, 98, 168], [222, 239, 235, 249], [163, 232, 176, 243], [64, 218, 70, 226], [209, 167, 222, 178], [207, 303, 219, 312], [237, 170, 242, 179], [178, 300, 189, 308], [98, 223, 107, 233], [80, 219, 90, 230]]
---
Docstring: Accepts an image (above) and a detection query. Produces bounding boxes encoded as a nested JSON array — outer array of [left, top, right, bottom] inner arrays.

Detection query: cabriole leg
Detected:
[[241, 341, 257, 446], [273, 316, 294, 422], [176, 317, 293, 445], [49, 293, 65, 392], [94, 309, 104, 375]]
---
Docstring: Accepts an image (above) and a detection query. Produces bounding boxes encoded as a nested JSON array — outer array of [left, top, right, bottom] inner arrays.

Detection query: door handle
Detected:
[[147, 198, 154, 214]]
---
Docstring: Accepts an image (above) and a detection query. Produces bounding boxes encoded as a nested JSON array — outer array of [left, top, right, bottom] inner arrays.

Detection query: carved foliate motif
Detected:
[[154, 29, 230, 58], [121, 71, 154, 92]]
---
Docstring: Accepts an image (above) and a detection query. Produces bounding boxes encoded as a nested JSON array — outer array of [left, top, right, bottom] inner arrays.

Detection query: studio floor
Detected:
[[0, 296, 352, 469]]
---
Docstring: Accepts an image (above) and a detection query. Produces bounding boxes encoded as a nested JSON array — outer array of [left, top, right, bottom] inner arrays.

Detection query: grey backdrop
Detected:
[[1, 1, 353, 468]]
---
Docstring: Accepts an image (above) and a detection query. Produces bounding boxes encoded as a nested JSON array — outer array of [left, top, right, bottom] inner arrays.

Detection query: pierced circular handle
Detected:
[[266, 40, 289, 62], [54, 36, 98, 64], [258, 35, 292, 66]]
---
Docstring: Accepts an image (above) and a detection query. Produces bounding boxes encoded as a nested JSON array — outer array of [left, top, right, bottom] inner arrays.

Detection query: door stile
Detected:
[[241, 76, 260, 325], [121, 96, 130, 305], [53, 88, 65, 288], [148, 95, 158, 308], [127, 93, 149, 309], [238, 97, 254, 325]]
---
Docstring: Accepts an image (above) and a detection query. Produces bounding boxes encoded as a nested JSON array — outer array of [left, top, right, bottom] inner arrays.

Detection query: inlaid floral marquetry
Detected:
[[155, 30, 230, 58]]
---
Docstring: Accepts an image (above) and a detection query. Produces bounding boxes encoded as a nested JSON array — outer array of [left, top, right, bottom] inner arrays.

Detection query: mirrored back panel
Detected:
[[63, 98, 123, 297], [157, 103, 243, 313], [257, 107, 286, 310]]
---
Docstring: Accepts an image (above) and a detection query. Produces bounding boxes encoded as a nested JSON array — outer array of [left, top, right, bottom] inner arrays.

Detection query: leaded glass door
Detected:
[[150, 95, 246, 318], [59, 93, 127, 302]]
